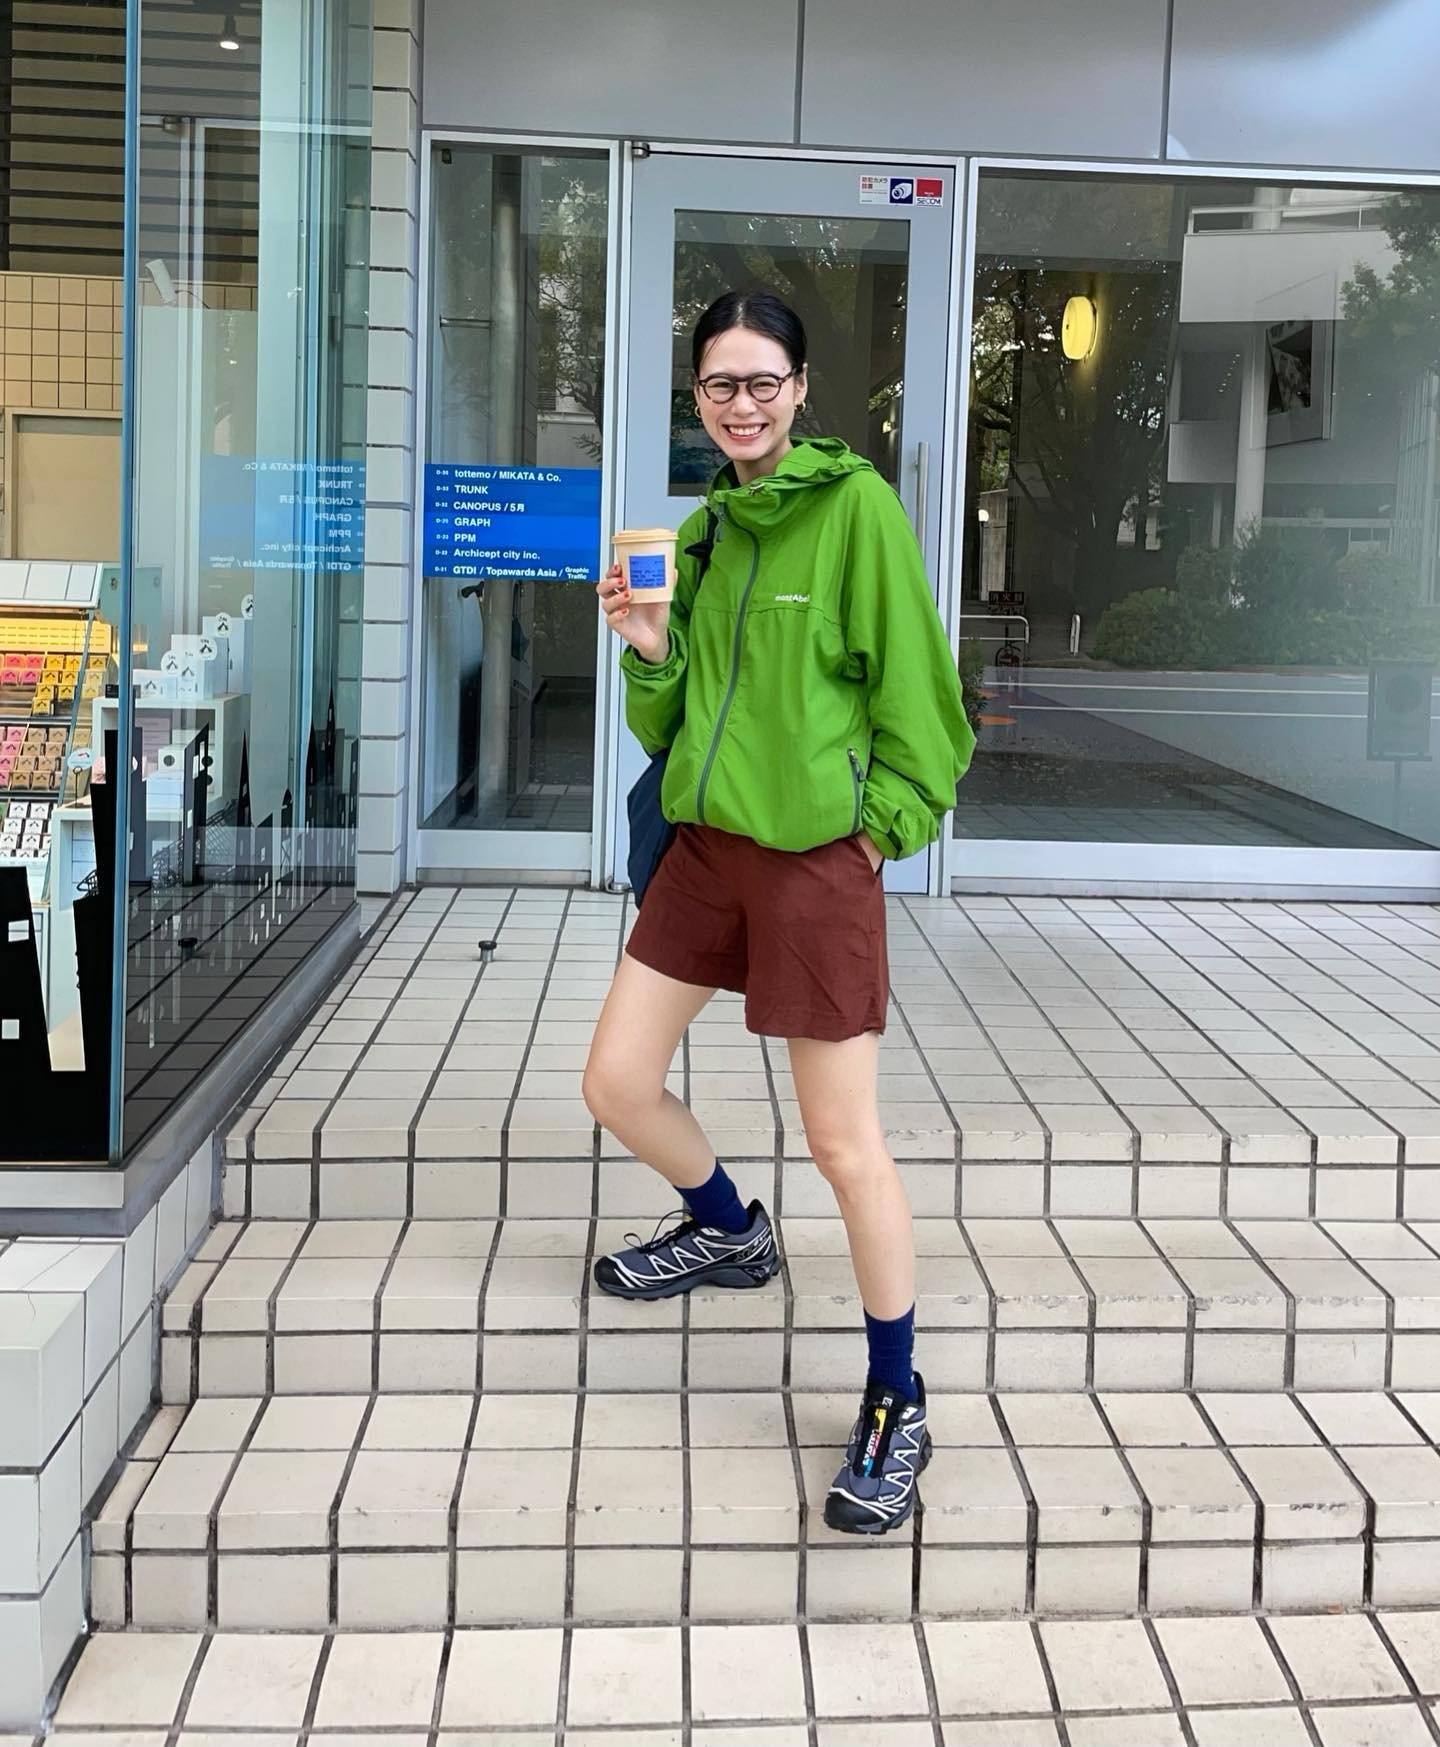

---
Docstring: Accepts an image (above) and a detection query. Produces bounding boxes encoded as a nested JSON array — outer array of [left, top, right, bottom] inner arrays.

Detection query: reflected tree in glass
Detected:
[[971, 229, 1179, 615], [670, 213, 907, 488]]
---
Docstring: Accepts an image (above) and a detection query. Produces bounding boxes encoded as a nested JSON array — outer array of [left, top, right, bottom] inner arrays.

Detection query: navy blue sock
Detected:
[[681, 1161, 750, 1234], [865, 1306, 917, 1399]]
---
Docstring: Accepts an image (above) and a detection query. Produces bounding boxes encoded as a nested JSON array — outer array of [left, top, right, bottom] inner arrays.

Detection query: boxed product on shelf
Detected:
[[0, 570, 115, 871], [204, 612, 250, 692], [134, 669, 177, 704], [0, 799, 53, 861]]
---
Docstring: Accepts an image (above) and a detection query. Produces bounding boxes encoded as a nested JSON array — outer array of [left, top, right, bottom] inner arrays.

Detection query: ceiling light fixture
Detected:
[[219, 13, 240, 50], [1062, 295, 1099, 362]]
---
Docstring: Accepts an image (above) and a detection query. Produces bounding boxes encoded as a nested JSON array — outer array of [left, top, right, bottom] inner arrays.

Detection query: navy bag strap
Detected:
[[625, 508, 719, 907]]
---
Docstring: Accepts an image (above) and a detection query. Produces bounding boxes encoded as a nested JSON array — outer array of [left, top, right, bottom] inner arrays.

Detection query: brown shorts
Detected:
[[625, 824, 888, 1041]]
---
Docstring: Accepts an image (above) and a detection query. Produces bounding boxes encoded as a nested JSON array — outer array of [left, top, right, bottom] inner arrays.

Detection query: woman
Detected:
[[583, 289, 974, 1535]]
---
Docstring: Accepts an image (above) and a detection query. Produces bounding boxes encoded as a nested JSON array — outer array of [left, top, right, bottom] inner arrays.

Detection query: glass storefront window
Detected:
[[959, 174, 1440, 856], [418, 146, 608, 836], [108, 0, 371, 1157]]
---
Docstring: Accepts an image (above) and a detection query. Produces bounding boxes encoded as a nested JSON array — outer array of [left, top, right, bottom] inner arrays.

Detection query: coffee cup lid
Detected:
[[612, 527, 678, 545]]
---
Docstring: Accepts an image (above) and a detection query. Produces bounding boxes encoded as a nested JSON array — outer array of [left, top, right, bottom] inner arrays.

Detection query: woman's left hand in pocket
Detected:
[[857, 831, 884, 874]]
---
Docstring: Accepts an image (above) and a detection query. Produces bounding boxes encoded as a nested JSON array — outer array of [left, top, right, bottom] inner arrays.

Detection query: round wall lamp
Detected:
[[1062, 295, 1098, 361]]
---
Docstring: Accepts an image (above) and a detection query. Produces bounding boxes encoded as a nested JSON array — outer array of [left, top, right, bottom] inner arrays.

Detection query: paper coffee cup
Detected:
[[613, 527, 679, 603]]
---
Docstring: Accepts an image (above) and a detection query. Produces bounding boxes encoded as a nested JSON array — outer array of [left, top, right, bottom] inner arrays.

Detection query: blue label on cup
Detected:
[[628, 552, 668, 590]]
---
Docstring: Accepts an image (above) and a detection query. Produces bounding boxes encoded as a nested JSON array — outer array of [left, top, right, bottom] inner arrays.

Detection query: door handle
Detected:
[[913, 440, 930, 545]]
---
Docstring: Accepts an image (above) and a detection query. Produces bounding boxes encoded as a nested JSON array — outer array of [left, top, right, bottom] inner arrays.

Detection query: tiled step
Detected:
[[221, 886, 1440, 1227], [47, 1609, 1440, 1746], [93, 1381, 1440, 1630], [160, 1214, 1440, 1403]]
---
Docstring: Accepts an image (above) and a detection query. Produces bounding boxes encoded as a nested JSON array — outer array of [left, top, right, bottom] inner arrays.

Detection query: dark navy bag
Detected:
[[626, 509, 718, 907]]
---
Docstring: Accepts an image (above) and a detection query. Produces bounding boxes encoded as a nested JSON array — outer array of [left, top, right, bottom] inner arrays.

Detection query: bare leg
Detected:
[[583, 954, 718, 1191], [787, 1032, 914, 1320]]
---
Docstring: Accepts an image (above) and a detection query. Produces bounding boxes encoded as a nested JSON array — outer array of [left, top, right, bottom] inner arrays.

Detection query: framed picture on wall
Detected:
[[1265, 318, 1334, 447]]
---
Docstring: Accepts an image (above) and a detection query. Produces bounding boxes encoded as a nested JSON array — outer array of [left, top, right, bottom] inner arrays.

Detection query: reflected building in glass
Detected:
[[957, 176, 1440, 860]]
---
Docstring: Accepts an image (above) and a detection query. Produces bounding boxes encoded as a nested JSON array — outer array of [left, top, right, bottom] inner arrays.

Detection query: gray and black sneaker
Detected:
[[824, 1373, 932, 1535], [593, 1199, 780, 1301]]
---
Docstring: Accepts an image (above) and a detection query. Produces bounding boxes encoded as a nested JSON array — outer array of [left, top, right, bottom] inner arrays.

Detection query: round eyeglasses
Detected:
[[695, 369, 799, 405]]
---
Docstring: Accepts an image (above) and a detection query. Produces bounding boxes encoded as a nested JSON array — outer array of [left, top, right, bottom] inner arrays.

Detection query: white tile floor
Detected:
[[51, 889, 1440, 1732], [33, 1609, 1440, 1743], [226, 890, 1440, 1210]]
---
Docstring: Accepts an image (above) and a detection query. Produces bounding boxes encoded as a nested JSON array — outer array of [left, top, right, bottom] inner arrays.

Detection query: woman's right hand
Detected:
[[598, 563, 670, 665]]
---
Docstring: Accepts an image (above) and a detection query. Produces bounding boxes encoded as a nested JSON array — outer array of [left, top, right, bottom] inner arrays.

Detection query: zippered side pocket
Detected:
[[848, 747, 864, 836]]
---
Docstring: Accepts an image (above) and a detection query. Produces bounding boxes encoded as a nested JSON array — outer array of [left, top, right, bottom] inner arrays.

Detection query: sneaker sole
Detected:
[[823, 1431, 934, 1537], [593, 1251, 781, 1302]]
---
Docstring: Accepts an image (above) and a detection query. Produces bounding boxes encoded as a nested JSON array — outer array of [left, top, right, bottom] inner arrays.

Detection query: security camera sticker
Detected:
[[860, 174, 942, 208]]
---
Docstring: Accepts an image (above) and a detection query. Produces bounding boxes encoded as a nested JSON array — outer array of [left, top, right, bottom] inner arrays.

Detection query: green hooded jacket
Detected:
[[621, 437, 975, 861]]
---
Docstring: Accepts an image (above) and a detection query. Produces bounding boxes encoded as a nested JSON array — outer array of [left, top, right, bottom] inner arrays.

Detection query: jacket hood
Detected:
[[707, 436, 873, 525]]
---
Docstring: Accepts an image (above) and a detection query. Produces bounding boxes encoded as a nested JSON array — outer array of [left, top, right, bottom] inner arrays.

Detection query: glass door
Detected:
[[615, 152, 958, 896], [415, 142, 612, 876]]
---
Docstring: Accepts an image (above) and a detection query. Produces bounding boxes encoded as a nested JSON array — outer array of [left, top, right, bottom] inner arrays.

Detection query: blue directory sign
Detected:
[[423, 463, 601, 582], [201, 458, 366, 573]]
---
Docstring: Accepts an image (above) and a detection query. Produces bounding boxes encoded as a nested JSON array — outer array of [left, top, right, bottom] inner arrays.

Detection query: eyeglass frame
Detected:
[[694, 367, 803, 405]]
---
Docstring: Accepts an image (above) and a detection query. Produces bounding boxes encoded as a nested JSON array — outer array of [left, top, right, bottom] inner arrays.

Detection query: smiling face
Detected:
[[693, 325, 807, 484]]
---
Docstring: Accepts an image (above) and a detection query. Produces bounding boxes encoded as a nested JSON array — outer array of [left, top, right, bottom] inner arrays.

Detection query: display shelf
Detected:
[[0, 561, 114, 1024], [91, 690, 251, 822], [0, 622, 109, 797]]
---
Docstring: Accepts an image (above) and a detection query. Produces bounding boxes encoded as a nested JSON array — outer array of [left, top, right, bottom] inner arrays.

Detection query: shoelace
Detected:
[[623, 1208, 702, 1255]]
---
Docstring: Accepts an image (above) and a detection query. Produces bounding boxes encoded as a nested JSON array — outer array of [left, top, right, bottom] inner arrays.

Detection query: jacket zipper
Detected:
[[848, 748, 864, 835], [695, 517, 760, 825]]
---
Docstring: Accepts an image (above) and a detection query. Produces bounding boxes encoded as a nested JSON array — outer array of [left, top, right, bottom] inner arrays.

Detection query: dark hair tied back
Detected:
[[691, 289, 808, 375]]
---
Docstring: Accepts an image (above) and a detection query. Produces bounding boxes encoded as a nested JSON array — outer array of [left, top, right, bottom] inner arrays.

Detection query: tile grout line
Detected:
[[179, 1223, 245, 1422], [1027, 1616, 1074, 1747], [555, 890, 614, 1743], [499, 890, 577, 1223], [1367, 1610, 1440, 1746], [199, 1396, 266, 1629], [992, 895, 1145, 1163], [988, 1391, 1040, 1616], [445, 1202, 505, 1634], [369, 1212, 413, 1393], [1217, 1215, 1300, 1391], [1176, 900, 1411, 1170], [163, 1627, 214, 1747], [1058, 897, 1322, 1185], [909, 894, 1058, 1167], [1088, 1390, 1152, 1613], [1052, 897, 1278, 1188], [1049, 893, 1246, 1168], [951, 1217, 997, 1392], [1287, 1391, 1379, 1609], [296, 1630, 336, 1742], [910, 1616, 946, 1747], [405, 887, 519, 1213], [1042, 1213, 1098, 1394], [310, 888, 456, 1219], [1187, 1390, 1268, 1612], [426, 1626, 455, 1747], [263, 1217, 320, 1400], [1321, 1225, 1400, 1393], [1140, 1613, 1201, 1747], [1253, 1613, 1329, 1747], [326, 1393, 380, 1627], [1234, 899, 1440, 1101]]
